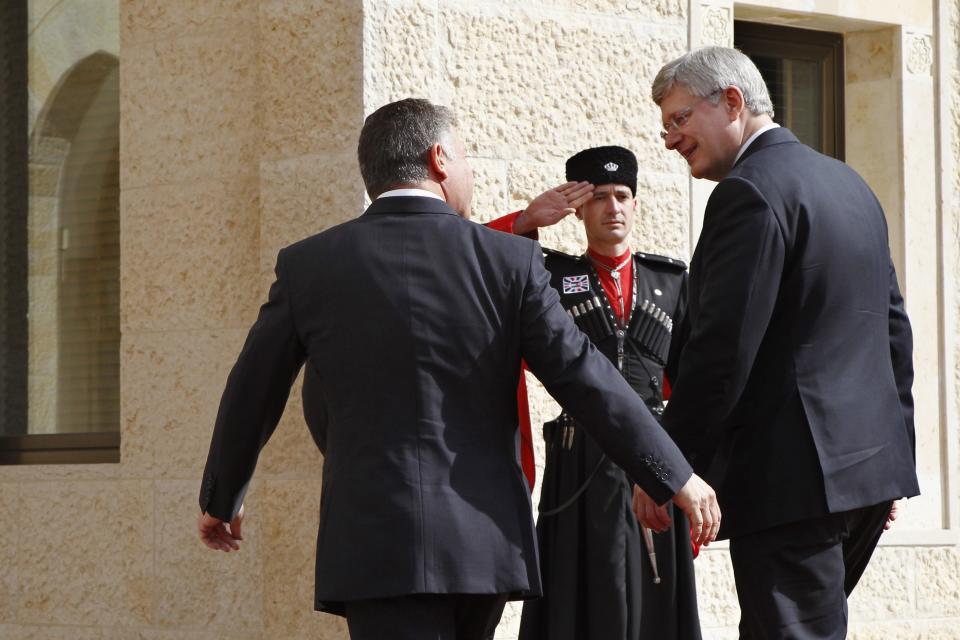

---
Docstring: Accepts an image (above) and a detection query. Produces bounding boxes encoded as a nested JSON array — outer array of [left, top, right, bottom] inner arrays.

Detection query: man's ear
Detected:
[[722, 86, 746, 121], [574, 207, 584, 220], [427, 143, 448, 181]]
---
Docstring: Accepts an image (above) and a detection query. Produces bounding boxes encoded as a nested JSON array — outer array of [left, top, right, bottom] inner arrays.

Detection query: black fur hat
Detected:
[[565, 145, 637, 196]]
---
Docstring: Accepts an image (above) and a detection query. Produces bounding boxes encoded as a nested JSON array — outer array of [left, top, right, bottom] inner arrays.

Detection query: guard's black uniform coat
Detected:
[[519, 249, 701, 640]]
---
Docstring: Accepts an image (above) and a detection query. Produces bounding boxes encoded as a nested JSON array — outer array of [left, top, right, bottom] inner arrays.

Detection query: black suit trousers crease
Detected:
[[730, 502, 891, 640]]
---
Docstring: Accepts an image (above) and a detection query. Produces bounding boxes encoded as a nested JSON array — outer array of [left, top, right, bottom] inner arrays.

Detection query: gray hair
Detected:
[[357, 98, 459, 199], [651, 46, 774, 117]]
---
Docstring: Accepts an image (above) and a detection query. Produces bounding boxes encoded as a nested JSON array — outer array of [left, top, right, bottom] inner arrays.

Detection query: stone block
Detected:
[[29, 163, 62, 198], [694, 548, 740, 629], [26, 289, 57, 376], [506, 161, 567, 212], [139, 630, 261, 640], [700, 628, 738, 640], [27, 201, 58, 277], [494, 600, 523, 638], [27, 0, 119, 127], [154, 479, 263, 631], [0, 485, 18, 622], [260, 0, 363, 159], [849, 620, 960, 639], [470, 158, 510, 222], [17, 480, 153, 627], [122, 0, 257, 46], [261, 477, 349, 639], [258, 152, 365, 276], [364, 0, 442, 110], [634, 172, 689, 259], [120, 329, 248, 476], [506, 161, 585, 255], [0, 626, 132, 640], [120, 34, 258, 190], [914, 546, 960, 617], [847, 547, 915, 621], [844, 81, 901, 261], [438, 5, 685, 169], [120, 177, 260, 333], [524, 0, 685, 22], [27, 275, 57, 333], [26, 374, 56, 435], [846, 29, 895, 84]]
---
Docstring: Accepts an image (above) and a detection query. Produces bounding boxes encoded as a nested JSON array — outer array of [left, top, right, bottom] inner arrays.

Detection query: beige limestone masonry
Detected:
[[1, 0, 958, 638]]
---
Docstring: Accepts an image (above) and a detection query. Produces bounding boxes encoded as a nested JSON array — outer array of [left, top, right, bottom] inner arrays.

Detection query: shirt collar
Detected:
[[734, 122, 780, 166], [587, 247, 632, 269], [377, 188, 445, 201]]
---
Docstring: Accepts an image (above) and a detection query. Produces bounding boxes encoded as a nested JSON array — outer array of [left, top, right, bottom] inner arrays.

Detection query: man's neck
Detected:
[[588, 242, 631, 259], [381, 181, 445, 200], [739, 114, 775, 147]]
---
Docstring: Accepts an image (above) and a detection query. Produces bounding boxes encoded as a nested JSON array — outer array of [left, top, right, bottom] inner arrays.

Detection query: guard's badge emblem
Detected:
[[603, 162, 618, 171], [562, 275, 590, 294]]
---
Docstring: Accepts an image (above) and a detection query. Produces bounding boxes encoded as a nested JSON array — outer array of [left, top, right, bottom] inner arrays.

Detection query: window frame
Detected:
[[0, 0, 120, 465], [0, 1, 29, 442], [735, 20, 845, 160]]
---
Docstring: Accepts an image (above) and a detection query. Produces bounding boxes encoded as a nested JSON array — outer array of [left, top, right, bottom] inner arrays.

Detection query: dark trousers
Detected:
[[729, 501, 891, 640], [344, 593, 508, 640]]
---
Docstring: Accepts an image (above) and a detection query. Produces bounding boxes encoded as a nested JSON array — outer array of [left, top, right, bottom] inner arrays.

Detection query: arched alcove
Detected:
[[28, 51, 119, 435]]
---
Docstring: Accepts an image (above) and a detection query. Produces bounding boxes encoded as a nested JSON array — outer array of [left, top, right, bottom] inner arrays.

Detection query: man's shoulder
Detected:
[[281, 217, 359, 255], [634, 250, 687, 273], [542, 247, 586, 273]]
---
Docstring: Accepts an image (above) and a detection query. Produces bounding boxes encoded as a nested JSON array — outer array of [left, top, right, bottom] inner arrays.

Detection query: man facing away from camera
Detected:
[[633, 46, 919, 639], [196, 97, 721, 640]]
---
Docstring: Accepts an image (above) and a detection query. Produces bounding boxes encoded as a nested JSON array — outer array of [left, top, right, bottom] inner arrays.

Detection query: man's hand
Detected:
[[198, 504, 244, 552], [671, 474, 721, 547], [513, 181, 594, 235], [633, 484, 672, 532], [884, 500, 899, 531]]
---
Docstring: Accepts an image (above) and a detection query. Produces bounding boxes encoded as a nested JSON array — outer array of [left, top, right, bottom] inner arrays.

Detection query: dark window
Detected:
[[735, 21, 845, 160], [0, 1, 120, 464]]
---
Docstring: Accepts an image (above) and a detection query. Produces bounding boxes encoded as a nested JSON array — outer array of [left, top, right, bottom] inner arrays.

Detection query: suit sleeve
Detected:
[[518, 242, 692, 504], [662, 177, 786, 458], [887, 255, 915, 458], [199, 250, 307, 521]]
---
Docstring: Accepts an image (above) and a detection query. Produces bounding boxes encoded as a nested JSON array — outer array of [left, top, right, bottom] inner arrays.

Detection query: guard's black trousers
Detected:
[[730, 501, 891, 640]]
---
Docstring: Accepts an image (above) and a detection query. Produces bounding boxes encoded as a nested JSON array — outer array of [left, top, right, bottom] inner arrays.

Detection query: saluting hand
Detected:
[[513, 181, 594, 235], [671, 474, 721, 547], [198, 504, 244, 552]]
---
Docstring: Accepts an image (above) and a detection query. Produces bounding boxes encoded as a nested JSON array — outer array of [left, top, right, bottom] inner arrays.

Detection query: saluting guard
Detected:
[[490, 146, 702, 640]]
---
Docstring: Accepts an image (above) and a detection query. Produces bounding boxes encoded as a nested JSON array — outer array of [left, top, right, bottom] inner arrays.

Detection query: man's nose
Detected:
[[605, 196, 620, 214], [663, 129, 681, 150]]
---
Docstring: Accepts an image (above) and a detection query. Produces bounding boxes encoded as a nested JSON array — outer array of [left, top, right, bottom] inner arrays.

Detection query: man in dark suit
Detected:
[[632, 47, 919, 639], [196, 98, 720, 640]]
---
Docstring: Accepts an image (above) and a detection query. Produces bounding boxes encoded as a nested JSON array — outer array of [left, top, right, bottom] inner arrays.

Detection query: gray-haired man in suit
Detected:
[[634, 47, 918, 639]]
